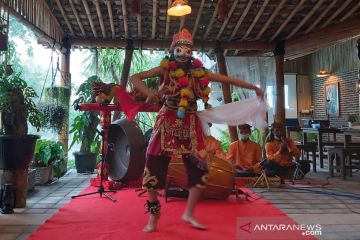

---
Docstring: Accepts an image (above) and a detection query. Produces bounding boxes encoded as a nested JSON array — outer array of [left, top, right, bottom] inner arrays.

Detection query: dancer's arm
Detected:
[[130, 67, 165, 103], [208, 72, 264, 99]]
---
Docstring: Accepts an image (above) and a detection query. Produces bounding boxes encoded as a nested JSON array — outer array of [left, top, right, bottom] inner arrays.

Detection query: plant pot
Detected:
[[73, 151, 96, 173], [34, 166, 53, 185], [0, 135, 39, 170], [0, 34, 8, 51]]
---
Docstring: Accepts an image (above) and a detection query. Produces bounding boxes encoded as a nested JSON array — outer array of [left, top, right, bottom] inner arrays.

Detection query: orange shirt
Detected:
[[265, 139, 301, 167], [205, 136, 226, 160], [226, 140, 262, 173]]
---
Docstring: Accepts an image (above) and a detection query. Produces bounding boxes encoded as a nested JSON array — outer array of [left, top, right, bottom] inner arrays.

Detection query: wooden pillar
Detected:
[[121, 40, 134, 87], [215, 43, 238, 142], [59, 38, 71, 152], [273, 41, 285, 126]]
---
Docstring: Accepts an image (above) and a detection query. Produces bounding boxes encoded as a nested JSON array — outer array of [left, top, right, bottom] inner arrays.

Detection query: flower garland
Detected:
[[160, 56, 211, 118]]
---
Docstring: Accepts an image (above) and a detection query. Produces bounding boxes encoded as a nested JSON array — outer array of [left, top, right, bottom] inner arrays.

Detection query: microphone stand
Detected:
[[71, 110, 117, 202]]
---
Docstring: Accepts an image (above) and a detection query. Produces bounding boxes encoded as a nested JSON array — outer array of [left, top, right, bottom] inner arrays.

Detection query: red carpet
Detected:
[[29, 185, 317, 240]]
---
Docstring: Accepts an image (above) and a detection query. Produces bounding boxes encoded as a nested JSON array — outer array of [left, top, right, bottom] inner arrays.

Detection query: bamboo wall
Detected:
[[311, 37, 359, 78]]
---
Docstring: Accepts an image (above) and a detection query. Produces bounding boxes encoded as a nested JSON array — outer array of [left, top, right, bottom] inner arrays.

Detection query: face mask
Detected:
[[274, 135, 281, 140], [174, 44, 192, 64], [239, 133, 250, 141]]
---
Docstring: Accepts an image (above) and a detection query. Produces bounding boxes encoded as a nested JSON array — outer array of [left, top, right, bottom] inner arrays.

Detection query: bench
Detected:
[[325, 146, 360, 179]]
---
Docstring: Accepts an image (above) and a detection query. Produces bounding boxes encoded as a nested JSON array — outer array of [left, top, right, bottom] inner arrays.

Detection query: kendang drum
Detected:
[[167, 155, 234, 199], [107, 119, 146, 182]]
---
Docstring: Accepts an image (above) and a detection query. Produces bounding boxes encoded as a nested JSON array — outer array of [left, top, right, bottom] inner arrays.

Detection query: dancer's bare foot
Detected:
[[182, 214, 207, 230], [143, 213, 161, 233]]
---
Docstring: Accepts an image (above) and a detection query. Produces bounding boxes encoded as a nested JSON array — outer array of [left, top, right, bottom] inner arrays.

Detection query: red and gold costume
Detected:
[[142, 29, 210, 190], [226, 140, 262, 173]]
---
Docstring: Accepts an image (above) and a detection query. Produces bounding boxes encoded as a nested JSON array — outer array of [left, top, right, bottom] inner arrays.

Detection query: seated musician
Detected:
[[264, 122, 309, 182], [226, 124, 262, 176], [204, 123, 226, 160]]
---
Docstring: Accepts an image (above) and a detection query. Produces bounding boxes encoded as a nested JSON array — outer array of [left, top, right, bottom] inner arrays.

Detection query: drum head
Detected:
[[107, 119, 146, 182]]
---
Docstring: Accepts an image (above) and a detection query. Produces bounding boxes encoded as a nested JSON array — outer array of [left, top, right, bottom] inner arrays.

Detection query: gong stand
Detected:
[[72, 109, 117, 202]]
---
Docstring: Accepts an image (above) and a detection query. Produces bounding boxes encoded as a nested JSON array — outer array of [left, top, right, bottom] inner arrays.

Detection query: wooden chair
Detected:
[[295, 142, 317, 172], [326, 146, 360, 179]]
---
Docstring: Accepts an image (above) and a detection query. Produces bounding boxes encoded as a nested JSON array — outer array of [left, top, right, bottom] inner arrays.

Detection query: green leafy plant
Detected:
[[346, 114, 358, 123], [33, 140, 64, 167], [70, 75, 101, 153], [0, 63, 43, 135], [37, 102, 67, 133], [218, 128, 231, 153]]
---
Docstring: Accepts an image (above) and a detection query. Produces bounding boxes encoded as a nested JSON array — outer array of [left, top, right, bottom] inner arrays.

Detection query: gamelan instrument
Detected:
[[167, 155, 234, 199]]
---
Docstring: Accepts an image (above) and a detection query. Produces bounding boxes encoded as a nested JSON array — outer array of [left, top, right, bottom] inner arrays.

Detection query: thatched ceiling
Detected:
[[3, 0, 360, 59]]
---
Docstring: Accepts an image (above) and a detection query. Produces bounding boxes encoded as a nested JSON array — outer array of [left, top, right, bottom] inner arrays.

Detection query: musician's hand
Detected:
[[145, 93, 159, 104], [279, 137, 289, 153]]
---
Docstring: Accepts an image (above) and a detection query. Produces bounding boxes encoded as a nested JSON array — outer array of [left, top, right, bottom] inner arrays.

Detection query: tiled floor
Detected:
[[0, 168, 360, 239], [0, 169, 93, 240]]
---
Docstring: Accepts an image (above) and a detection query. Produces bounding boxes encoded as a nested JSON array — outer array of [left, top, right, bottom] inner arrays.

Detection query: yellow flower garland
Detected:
[[160, 56, 211, 118]]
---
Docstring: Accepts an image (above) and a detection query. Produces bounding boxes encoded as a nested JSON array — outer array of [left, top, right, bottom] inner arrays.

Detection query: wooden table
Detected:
[[302, 127, 343, 168], [343, 128, 360, 147]]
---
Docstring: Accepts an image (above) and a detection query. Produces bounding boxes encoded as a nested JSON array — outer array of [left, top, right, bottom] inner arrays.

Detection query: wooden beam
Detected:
[[255, 0, 286, 40], [69, 0, 85, 37], [121, 41, 134, 87], [151, 0, 157, 39], [55, 0, 74, 35], [286, 0, 324, 39], [59, 50, 71, 152], [165, 0, 172, 38], [216, 0, 238, 40], [229, 0, 253, 40], [121, 0, 128, 39], [270, 0, 305, 41], [285, 15, 360, 60], [215, 45, 238, 142], [305, 0, 337, 34], [192, 0, 205, 37], [137, 14, 142, 39], [7, 7, 64, 51], [242, 0, 269, 40], [340, 3, 359, 22], [203, 1, 220, 40], [105, 0, 115, 39], [69, 38, 276, 51], [94, 0, 106, 38], [41, 0, 65, 36], [321, 0, 352, 29], [273, 42, 285, 125], [82, 0, 97, 38]]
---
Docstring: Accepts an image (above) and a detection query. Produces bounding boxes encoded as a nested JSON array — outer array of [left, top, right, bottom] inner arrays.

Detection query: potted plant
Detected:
[[37, 102, 67, 133], [0, 63, 43, 207], [70, 75, 101, 173], [346, 114, 359, 127], [32, 140, 65, 185]]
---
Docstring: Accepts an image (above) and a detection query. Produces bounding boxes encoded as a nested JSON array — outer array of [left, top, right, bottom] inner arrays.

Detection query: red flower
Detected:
[[192, 58, 203, 68], [199, 76, 210, 87], [169, 61, 178, 70], [178, 77, 190, 87]]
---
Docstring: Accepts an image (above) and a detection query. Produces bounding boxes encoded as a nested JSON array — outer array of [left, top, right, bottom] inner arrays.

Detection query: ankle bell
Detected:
[[145, 200, 161, 215]]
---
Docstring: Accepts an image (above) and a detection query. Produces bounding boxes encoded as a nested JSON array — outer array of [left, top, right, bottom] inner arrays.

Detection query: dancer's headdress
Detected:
[[170, 28, 193, 52]]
